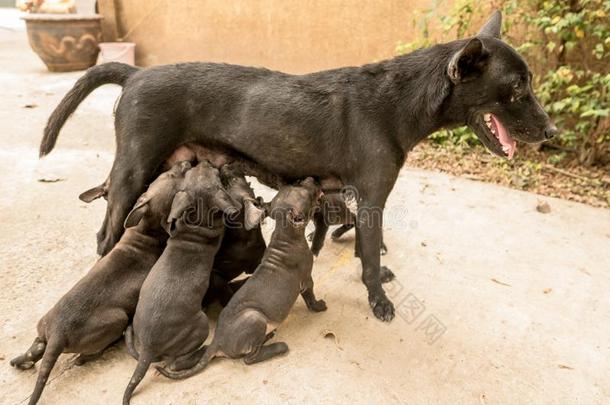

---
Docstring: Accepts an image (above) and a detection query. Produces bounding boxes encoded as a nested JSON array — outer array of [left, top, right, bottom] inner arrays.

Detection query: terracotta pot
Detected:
[[21, 14, 103, 72]]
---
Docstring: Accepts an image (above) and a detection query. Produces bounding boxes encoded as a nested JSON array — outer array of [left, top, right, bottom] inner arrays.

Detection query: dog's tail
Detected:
[[155, 344, 217, 380], [123, 353, 152, 405], [28, 338, 63, 405], [40, 62, 139, 157]]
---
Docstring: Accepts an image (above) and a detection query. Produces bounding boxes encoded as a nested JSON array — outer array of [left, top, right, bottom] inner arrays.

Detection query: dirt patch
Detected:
[[407, 142, 610, 209]]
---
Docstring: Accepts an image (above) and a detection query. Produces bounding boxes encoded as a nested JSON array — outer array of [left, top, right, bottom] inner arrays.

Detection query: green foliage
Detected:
[[396, 0, 610, 164]]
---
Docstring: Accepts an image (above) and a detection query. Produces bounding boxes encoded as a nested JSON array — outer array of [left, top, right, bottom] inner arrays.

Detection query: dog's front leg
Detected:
[[356, 199, 395, 322]]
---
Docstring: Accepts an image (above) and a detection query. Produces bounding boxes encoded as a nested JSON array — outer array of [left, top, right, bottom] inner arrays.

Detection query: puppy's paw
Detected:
[[308, 299, 328, 312], [379, 266, 395, 283], [369, 294, 395, 322], [10, 360, 34, 370]]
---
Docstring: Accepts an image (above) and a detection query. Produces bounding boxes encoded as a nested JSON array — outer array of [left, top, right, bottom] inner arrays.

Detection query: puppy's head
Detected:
[[220, 163, 266, 230], [268, 177, 320, 230], [446, 11, 557, 159], [124, 160, 192, 231], [163, 161, 241, 234]]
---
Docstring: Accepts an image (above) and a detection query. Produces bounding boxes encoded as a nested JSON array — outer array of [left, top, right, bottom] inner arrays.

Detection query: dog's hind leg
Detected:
[[167, 346, 207, 371], [243, 342, 289, 365], [10, 337, 46, 370], [73, 351, 103, 366], [331, 223, 354, 240]]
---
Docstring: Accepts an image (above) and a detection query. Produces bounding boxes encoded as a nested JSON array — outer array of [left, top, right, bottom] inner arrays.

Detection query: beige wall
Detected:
[[109, 0, 446, 73]]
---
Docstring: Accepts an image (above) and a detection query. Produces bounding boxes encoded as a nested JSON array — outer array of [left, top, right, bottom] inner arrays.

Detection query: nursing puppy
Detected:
[[203, 164, 266, 307], [309, 192, 388, 257], [157, 177, 326, 380], [9, 161, 190, 405], [123, 161, 241, 404]]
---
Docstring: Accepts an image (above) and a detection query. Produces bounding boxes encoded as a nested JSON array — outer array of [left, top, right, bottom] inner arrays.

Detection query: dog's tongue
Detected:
[[491, 115, 516, 159]]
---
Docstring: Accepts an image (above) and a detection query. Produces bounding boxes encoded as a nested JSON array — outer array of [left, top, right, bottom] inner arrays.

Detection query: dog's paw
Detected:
[[308, 299, 328, 312], [380, 244, 388, 256], [379, 266, 395, 283], [11, 360, 34, 370], [369, 294, 395, 322]]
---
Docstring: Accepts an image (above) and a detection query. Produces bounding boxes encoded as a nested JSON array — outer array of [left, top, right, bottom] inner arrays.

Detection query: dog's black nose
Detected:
[[544, 125, 558, 140]]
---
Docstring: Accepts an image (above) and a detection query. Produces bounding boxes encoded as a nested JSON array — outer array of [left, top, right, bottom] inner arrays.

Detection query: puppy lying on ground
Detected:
[[157, 177, 326, 380], [9, 161, 191, 405], [202, 164, 267, 307], [123, 160, 241, 404]]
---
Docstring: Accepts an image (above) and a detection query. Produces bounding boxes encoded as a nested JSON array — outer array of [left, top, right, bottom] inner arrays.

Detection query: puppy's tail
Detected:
[[155, 344, 216, 380], [40, 62, 139, 157], [28, 339, 63, 405], [123, 353, 152, 405]]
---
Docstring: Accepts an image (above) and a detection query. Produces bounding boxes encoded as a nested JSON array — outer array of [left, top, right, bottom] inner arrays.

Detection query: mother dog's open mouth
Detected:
[[474, 113, 517, 159]]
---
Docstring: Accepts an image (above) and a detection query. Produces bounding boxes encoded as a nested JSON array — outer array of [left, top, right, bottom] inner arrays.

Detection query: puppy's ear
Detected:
[[166, 191, 194, 234], [213, 189, 241, 216], [79, 183, 107, 203], [124, 199, 149, 228], [243, 198, 266, 230], [447, 37, 488, 83], [477, 10, 502, 39]]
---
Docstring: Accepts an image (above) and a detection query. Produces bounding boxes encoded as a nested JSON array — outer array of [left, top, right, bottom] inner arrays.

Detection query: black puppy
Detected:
[[309, 191, 387, 257], [202, 164, 267, 307], [40, 11, 556, 322], [9, 161, 190, 405], [123, 161, 240, 404], [157, 178, 326, 380]]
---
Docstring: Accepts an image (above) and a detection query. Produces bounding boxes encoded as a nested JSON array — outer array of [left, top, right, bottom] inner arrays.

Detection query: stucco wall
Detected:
[[108, 0, 447, 73]]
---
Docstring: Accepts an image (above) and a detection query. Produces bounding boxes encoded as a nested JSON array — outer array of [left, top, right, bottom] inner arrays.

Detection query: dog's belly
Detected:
[[165, 143, 344, 191]]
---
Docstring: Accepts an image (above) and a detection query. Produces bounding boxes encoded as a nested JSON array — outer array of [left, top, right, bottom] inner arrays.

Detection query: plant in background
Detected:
[[397, 0, 610, 167]]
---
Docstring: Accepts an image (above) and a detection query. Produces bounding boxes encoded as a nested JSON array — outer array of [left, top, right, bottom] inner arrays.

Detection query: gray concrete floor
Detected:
[[1, 9, 609, 405]]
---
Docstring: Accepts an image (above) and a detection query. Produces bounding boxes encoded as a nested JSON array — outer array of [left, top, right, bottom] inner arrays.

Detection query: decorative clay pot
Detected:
[[21, 14, 103, 72]]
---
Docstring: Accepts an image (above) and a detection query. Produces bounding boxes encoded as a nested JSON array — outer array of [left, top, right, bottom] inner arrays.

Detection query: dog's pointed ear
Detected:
[[79, 183, 107, 203], [213, 189, 241, 216], [477, 10, 502, 39], [166, 191, 194, 233], [447, 37, 488, 83], [124, 199, 149, 228], [243, 198, 266, 230]]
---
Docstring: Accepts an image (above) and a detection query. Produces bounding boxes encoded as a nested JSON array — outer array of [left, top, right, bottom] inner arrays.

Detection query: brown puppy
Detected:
[[9, 161, 191, 405], [157, 177, 326, 380], [202, 163, 267, 307], [123, 161, 241, 404]]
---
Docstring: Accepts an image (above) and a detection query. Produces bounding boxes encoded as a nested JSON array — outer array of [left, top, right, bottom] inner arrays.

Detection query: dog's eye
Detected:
[[510, 82, 523, 103]]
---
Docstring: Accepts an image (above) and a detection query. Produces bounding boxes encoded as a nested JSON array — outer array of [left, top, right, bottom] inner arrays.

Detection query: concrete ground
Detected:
[[1, 9, 609, 405]]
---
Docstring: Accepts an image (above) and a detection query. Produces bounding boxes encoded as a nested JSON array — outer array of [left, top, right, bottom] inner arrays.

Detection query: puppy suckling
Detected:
[[157, 177, 326, 380], [202, 164, 267, 307], [309, 191, 388, 257], [9, 161, 190, 405], [123, 160, 241, 404]]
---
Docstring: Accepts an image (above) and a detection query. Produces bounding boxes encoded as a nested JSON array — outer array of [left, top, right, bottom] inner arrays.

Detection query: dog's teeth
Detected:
[[502, 145, 510, 153], [490, 128, 496, 134], [484, 113, 491, 122]]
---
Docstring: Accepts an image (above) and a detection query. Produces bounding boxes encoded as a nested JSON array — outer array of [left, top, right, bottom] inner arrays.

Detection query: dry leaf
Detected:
[[491, 278, 511, 287], [321, 329, 343, 351], [23, 103, 38, 108], [536, 200, 551, 214], [543, 288, 552, 294], [38, 177, 65, 183], [558, 364, 574, 370]]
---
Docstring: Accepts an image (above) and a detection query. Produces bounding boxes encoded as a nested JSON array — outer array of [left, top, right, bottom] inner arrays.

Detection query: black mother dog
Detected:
[[39, 11, 555, 322]]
